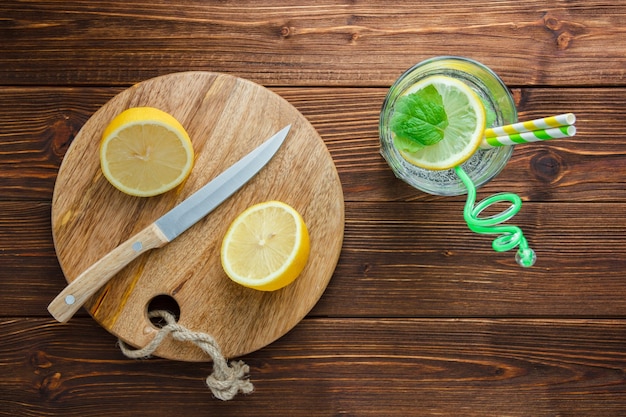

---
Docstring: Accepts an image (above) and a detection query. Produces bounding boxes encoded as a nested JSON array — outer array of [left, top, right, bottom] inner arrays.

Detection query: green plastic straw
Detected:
[[454, 166, 536, 267]]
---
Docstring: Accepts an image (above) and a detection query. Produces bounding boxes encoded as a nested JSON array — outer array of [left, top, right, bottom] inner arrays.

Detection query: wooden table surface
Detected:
[[3, 1, 626, 415]]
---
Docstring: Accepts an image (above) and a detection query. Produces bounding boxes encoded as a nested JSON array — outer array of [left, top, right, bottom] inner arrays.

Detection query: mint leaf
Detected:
[[393, 133, 425, 153], [389, 85, 448, 152]]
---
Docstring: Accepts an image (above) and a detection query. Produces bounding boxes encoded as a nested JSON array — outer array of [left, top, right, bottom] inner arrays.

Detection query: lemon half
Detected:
[[100, 107, 195, 197], [221, 201, 310, 291]]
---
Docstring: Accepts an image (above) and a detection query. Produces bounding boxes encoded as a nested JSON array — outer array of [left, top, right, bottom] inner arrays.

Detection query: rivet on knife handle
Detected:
[[47, 224, 169, 323]]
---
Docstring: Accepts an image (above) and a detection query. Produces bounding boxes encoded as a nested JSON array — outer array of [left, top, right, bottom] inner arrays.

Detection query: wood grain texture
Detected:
[[2, 0, 626, 414], [5, 199, 626, 318], [51, 72, 344, 360], [2, 86, 626, 202], [2, 1, 626, 87], [1, 84, 626, 320], [0, 87, 122, 200], [3, 317, 626, 416]]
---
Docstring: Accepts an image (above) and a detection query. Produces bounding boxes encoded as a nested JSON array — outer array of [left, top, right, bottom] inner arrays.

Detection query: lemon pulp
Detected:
[[395, 75, 486, 170], [221, 201, 310, 291], [100, 107, 194, 197]]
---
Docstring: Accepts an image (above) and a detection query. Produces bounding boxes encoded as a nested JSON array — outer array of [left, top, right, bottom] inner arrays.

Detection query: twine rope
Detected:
[[118, 310, 253, 401]]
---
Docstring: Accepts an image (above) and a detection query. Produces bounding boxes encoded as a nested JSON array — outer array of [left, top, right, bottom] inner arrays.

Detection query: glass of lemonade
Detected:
[[379, 56, 517, 196]]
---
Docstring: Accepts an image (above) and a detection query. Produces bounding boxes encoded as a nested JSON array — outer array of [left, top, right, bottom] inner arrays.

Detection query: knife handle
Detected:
[[48, 223, 170, 323]]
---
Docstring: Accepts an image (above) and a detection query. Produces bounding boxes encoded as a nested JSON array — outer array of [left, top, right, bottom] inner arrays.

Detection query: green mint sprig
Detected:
[[390, 85, 448, 153]]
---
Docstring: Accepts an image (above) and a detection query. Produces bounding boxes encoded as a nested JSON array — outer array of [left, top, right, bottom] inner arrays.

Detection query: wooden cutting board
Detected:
[[51, 72, 344, 361]]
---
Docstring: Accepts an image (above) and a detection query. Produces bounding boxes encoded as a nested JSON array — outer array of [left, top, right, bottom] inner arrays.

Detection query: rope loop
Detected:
[[118, 310, 254, 400]]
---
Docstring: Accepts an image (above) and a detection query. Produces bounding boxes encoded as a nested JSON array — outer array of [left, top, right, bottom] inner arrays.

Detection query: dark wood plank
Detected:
[[0, 201, 70, 317], [3, 317, 626, 416], [278, 86, 626, 203], [2, 84, 625, 317], [2, 1, 626, 86], [0, 87, 122, 200], [4, 200, 626, 318], [3, 1, 626, 415], [1, 86, 625, 202], [315, 201, 626, 317]]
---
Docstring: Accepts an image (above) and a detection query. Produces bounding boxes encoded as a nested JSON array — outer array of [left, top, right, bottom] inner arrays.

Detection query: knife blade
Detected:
[[48, 125, 291, 323]]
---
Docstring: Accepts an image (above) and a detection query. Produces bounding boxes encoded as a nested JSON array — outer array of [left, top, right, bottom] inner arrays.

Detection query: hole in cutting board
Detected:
[[147, 295, 181, 328]]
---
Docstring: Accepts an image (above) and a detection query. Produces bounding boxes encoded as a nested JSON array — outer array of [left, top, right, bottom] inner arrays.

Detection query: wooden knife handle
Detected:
[[48, 223, 170, 323]]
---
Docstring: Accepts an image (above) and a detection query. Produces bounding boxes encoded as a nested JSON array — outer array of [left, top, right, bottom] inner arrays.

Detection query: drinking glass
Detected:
[[379, 56, 517, 196]]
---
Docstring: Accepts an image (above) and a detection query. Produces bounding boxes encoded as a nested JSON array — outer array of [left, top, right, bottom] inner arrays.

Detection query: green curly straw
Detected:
[[454, 166, 536, 267]]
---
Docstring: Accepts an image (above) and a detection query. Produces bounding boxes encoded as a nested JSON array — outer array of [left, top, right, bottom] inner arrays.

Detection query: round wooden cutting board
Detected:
[[51, 72, 344, 361]]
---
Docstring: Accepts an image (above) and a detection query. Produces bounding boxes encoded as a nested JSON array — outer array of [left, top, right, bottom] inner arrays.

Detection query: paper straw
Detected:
[[480, 125, 576, 149], [484, 113, 575, 138]]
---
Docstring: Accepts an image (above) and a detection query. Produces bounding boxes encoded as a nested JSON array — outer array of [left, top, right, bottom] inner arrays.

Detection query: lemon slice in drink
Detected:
[[221, 201, 310, 291], [100, 107, 194, 197], [395, 75, 486, 170]]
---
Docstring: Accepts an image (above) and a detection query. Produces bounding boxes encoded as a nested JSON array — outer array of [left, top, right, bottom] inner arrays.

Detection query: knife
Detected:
[[48, 125, 291, 323]]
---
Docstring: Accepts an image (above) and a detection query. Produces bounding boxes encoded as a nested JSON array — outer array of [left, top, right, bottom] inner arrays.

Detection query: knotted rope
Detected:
[[118, 310, 253, 401]]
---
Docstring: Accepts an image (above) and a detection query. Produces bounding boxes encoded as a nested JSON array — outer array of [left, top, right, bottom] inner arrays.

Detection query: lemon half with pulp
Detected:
[[221, 201, 310, 291], [100, 107, 195, 197]]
